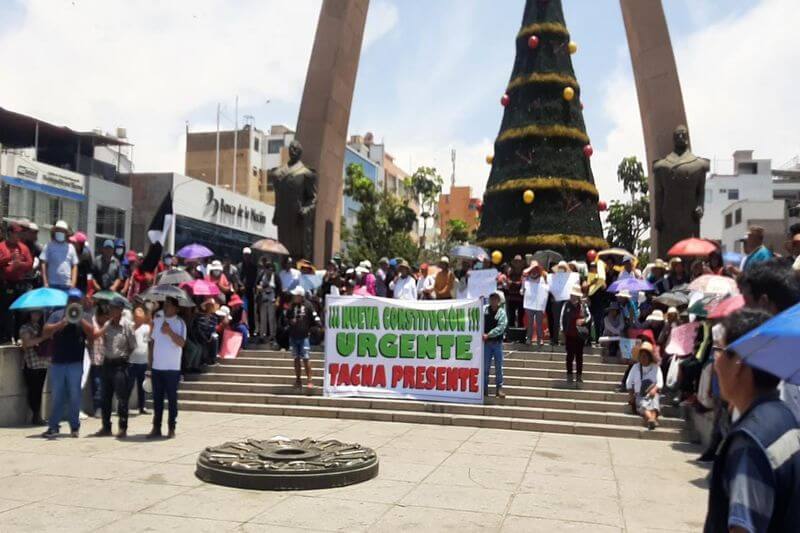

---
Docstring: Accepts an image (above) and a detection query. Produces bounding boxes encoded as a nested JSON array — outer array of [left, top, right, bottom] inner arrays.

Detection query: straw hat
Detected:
[[639, 341, 655, 357], [52, 220, 71, 234], [646, 310, 665, 322], [569, 286, 584, 298]]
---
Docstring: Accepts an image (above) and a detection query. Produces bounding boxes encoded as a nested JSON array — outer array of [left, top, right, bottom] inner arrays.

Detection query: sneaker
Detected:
[[79, 412, 88, 420], [69, 430, 80, 438], [647, 421, 656, 431], [42, 428, 59, 439], [167, 428, 176, 439], [496, 389, 506, 399], [93, 428, 113, 437], [140, 408, 150, 415], [116, 429, 127, 439], [146, 429, 163, 440]]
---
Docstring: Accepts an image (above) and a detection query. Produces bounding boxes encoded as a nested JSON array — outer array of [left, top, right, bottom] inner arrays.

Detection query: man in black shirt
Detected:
[[92, 239, 121, 292], [286, 286, 320, 388], [42, 289, 96, 438], [239, 247, 259, 334]]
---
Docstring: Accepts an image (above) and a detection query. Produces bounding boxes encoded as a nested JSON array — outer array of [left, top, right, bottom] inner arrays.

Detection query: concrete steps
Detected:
[[171, 347, 688, 441]]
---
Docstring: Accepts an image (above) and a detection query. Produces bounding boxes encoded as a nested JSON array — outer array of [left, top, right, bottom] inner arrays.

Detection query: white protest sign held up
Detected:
[[549, 272, 580, 301], [467, 269, 498, 299], [523, 279, 549, 311], [324, 296, 484, 404]]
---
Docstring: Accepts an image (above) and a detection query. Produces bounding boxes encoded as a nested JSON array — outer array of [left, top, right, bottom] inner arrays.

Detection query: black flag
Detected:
[[141, 193, 173, 273]]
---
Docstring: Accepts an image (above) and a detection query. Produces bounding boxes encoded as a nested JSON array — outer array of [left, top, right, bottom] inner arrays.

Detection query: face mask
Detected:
[[115, 248, 124, 256], [164, 258, 173, 266], [54, 233, 66, 243]]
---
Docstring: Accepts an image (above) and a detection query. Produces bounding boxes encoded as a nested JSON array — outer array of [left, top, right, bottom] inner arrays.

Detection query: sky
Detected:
[[1, 0, 797, 205]]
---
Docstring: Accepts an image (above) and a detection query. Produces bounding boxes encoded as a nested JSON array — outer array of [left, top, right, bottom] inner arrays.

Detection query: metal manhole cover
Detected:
[[196, 437, 379, 490]]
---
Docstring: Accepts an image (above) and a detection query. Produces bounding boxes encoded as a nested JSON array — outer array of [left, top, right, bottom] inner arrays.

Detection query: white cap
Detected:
[[215, 305, 231, 318], [439, 256, 450, 264], [290, 286, 306, 296], [243, 247, 252, 255], [208, 260, 223, 272], [53, 220, 70, 232], [27, 222, 39, 231]]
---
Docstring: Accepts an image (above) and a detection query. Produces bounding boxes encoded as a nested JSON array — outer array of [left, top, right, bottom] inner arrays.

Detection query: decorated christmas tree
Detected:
[[476, 0, 607, 260]]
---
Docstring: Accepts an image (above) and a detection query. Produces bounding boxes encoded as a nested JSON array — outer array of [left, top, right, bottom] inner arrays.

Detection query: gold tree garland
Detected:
[[478, 234, 608, 250], [517, 22, 569, 39], [498, 124, 589, 144], [507, 72, 578, 92], [485, 177, 598, 197]]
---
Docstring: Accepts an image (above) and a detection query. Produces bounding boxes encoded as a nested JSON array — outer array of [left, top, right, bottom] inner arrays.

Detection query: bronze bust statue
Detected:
[[653, 125, 709, 255], [269, 140, 318, 259]]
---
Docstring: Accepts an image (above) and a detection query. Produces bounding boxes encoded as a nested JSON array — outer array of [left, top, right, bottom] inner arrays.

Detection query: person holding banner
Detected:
[[286, 286, 321, 389], [389, 260, 417, 300], [483, 291, 508, 398], [522, 261, 548, 346]]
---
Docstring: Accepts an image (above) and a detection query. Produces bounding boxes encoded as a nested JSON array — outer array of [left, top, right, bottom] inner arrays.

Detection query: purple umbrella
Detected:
[[607, 277, 655, 293], [176, 243, 214, 260]]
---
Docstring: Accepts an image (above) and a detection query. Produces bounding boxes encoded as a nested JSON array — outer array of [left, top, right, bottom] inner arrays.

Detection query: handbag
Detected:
[[638, 363, 654, 396], [666, 354, 681, 388]]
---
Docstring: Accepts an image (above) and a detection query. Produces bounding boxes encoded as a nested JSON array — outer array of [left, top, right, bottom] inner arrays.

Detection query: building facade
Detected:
[[702, 150, 800, 242], [129, 172, 276, 261], [438, 185, 481, 238], [185, 124, 294, 204], [0, 107, 132, 248]]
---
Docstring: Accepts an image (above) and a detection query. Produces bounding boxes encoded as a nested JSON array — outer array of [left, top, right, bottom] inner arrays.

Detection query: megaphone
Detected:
[[65, 302, 83, 324]]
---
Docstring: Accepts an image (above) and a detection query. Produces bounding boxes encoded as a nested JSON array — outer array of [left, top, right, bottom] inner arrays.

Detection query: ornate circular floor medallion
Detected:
[[195, 437, 379, 490]]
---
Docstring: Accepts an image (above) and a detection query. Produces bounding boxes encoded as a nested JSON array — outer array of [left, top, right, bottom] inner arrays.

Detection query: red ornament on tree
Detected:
[[598, 200, 608, 212], [583, 144, 594, 158], [501, 94, 510, 107], [586, 249, 598, 263], [527, 35, 540, 49]]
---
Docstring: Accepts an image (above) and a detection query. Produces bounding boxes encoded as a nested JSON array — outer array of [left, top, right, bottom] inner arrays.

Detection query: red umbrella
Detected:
[[667, 238, 717, 257], [181, 279, 221, 297], [708, 295, 745, 319]]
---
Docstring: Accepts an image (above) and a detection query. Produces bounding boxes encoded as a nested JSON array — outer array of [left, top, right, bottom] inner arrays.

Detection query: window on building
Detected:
[[735, 208, 742, 224], [96, 205, 126, 238], [253, 138, 260, 152], [725, 213, 733, 228], [267, 140, 283, 154], [728, 189, 739, 200]]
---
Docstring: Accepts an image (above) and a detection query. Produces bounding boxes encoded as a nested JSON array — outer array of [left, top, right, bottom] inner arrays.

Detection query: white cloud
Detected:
[[363, 0, 399, 49], [0, 0, 321, 172], [593, 0, 800, 205]]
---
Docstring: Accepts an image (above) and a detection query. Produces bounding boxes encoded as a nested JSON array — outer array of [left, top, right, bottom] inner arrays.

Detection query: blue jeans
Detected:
[[89, 365, 103, 413], [152, 369, 181, 430], [130, 363, 148, 411], [48, 362, 83, 433], [290, 337, 310, 360], [483, 340, 504, 393]]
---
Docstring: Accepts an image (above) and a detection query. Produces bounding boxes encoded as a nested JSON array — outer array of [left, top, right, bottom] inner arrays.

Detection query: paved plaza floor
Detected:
[[0, 411, 710, 532]]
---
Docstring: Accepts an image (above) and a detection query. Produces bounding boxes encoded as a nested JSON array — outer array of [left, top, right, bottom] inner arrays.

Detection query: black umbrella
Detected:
[[531, 250, 564, 269], [139, 285, 194, 307], [157, 268, 194, 285]]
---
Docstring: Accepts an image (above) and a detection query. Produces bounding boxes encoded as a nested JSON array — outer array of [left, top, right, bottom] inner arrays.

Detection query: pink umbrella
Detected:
[[181, 279, 221, 297], [667, 238, 717, 257], [689, 274, 740, 296], [708, 294, 745, 319]]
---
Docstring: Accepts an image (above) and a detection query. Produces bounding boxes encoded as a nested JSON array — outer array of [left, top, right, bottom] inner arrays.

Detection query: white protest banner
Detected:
[[523, 279, 549, 310], [324, 295, 484, 404], [549, 272, 580, 301], [467, 269, 498, 299]]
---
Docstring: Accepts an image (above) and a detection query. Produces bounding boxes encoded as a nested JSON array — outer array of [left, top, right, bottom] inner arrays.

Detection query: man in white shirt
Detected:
[[278, 256, 301, 302], [390, 260, 417, 301], [416, 263, 435, 300], [147, 297, 186, 439], [616, 256, 642, 280]]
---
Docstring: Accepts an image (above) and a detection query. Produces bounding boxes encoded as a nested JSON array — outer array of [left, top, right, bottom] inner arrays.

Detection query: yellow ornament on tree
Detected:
[[523, 189, 535, 204], [491, 250, 503, 265], [486, 155, 494, 165], [563, 87, 575, 101], [568, 41, 578, 54]]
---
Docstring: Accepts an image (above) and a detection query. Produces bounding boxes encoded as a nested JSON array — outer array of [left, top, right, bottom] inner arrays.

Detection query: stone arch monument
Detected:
[[296, 0, 686, 262]]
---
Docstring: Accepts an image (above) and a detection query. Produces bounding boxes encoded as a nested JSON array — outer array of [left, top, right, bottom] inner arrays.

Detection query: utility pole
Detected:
[[215, 103, 220, 186], [232, 95, 239, 194], [450, 148, 456, 190]]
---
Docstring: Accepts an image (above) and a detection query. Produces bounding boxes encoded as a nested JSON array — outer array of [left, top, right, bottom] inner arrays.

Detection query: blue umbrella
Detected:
[[9, 288, 68, 310], [450, 244, 489, 260], [727, 302, 800, 384], [607, 277, 655, 293]]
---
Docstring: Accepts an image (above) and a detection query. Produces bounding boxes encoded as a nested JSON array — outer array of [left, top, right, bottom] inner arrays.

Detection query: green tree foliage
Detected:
[[405, 166, 443, 250], [445, 219, 470, 245], [343, 163, 418, 265], [605, 156, 650, 259]]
